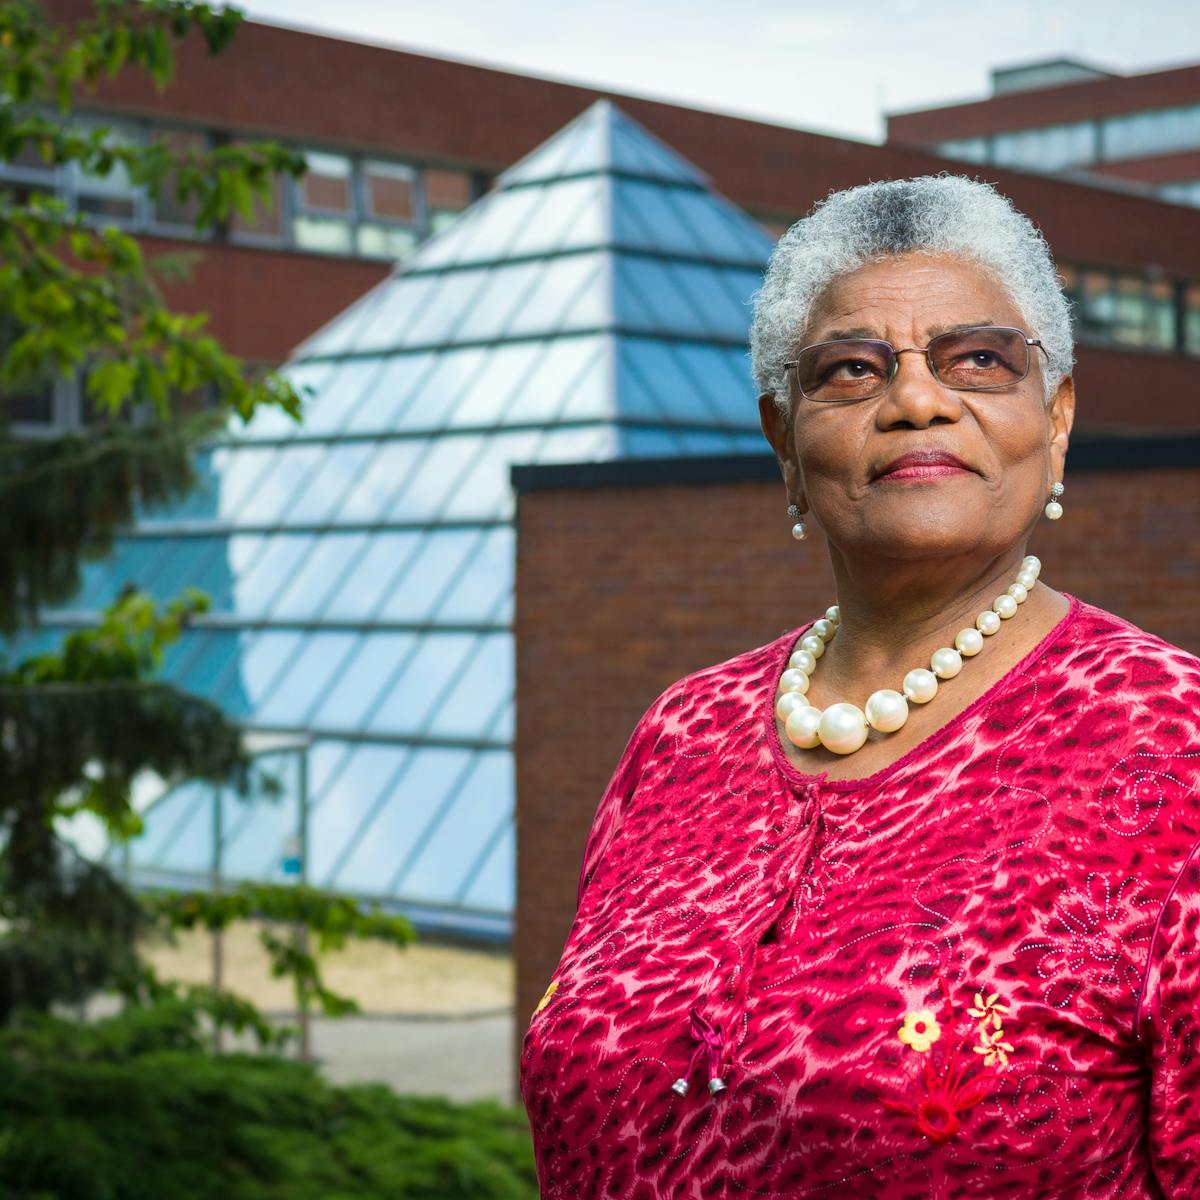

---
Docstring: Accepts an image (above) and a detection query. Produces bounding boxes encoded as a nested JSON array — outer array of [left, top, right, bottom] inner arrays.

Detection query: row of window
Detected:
[[931, 102, 1200, 177], [1059, 265, 1200, 355], [0, 111, 482, 259]]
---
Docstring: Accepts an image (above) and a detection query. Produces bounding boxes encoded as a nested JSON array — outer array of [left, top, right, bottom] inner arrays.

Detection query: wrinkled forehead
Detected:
[[801, 251, 1026, 346]]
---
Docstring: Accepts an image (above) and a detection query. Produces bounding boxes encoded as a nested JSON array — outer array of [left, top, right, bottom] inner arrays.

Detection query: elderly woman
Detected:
[[519, 175, 1200, 1198]]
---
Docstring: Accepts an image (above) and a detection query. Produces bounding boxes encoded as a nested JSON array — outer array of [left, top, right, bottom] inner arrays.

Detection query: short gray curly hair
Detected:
[[749, 173, 1075, 412]]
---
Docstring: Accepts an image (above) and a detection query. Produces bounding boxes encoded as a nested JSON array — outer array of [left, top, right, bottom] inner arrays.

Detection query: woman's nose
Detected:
[[875, 350, 964, 429]]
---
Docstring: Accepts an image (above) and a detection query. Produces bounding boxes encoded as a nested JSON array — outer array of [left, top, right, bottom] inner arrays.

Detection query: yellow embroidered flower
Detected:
[[967, 990, 1010, 1032], [533, 979, 559, 1014], [897, 1009, 941, 1053], [973, 1028, 1015, 1069]]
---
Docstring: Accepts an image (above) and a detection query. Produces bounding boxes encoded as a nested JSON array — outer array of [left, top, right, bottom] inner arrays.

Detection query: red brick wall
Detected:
[[512, 464, 1200, 1088]]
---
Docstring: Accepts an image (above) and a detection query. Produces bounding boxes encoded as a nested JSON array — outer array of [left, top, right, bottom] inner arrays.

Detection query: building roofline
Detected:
[[511, 433, 1200, 495]]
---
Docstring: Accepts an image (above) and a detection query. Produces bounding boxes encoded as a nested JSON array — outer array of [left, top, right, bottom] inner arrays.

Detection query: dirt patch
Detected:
[[140, 920, 512, 1015]]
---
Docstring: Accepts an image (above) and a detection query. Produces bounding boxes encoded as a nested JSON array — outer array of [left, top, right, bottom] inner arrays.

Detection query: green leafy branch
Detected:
[[148, 883, 418, 1019]]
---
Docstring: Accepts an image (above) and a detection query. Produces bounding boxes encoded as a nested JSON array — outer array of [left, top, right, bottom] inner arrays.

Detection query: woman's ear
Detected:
[[1047, 375, 1075, 479], [758, 391, 808, 515]]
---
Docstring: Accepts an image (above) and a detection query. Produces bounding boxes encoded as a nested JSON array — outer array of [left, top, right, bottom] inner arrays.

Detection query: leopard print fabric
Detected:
[[519, 594, 1200, 1198]]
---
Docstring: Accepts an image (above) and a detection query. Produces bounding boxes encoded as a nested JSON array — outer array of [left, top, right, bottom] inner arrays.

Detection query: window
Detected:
[[1101, 104, 1200, 161], [149, 126, 207, 230], [1185, 285, 1200, 356], [0, 111, 471, 261], [69, 115, 141, 223], [293, 149, 354, 253], [991, 121, 1096, 171], [933, 137, 990, 164], [424, 167, 474, 234], [1159, 180, 1200, 209], [1061, 265, 1176, 351]]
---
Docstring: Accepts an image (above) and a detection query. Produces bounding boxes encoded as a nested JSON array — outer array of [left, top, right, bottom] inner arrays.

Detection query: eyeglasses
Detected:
[[784, 325, 1049, 404]]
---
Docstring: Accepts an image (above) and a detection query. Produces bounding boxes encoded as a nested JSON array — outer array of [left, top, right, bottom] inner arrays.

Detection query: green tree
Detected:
[[0, 0, 414, 1039]]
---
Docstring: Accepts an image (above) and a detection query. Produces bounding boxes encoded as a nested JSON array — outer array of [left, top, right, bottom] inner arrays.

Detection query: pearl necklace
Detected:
[[776, 556, 1042, 757]]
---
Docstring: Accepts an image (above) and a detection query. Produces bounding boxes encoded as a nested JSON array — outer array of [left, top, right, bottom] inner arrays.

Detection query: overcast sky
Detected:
[[239, 0, 1200, 143]]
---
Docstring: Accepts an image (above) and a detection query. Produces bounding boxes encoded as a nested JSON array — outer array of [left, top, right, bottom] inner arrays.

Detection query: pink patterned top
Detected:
[[519, 594, 1200, 1199]]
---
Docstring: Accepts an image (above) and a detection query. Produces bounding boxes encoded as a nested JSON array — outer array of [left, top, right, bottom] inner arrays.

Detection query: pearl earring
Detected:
[[787, 503, 807, 541], [1044, 481, 1064, 521]]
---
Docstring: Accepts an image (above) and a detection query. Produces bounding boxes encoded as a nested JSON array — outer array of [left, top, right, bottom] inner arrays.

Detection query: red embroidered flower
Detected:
[[882, 1040, 993, 1144]]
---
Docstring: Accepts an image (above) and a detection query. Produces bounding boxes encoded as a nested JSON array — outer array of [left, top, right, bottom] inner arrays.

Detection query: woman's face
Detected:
[[759, 251, 1075, 565]]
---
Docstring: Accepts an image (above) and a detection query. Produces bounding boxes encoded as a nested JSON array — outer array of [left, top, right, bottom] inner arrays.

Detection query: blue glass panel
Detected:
[[280, 443, 377, 525], [494, 588, 514, 625], [72, 538, 174, 610], [254, 632, 359, 726], [309, 744, 431, 885], [146, 537, 231, 607], [612, 179, 704, 258], [269, 533, 369, 619], [492, 696, 515, 742], [213, 629, 305, 716], [532, 425, 614, 466], [144, 780, 215, 874], [502, 336, 608, 423], [499, 121, 598, 185], [451, 262, 544, 343], [408, 203, 486, 270], [394, 751, 513, 904], [671, 263, 754, 338], [233, 444, 325, 525], [377, 530, 481, 622], [321, 532, 423, 621], [242, 361, 337, 440], [309, 633, 417, 730], [614, 257, 709, 336], [0, 626, 62, 667], [618, 340, 723, 422], [232, 534, 315, 616], [435, 526, 513, 624], [392, 347, 490, 432], [210, 446, 285, 522], [399, 269, 496, 347], [338, 442, 425, 522], [674, 344, 757, 425], [675, 429, 743, 454], [217, 750, 302, 882], [438, 430, 540, 522], [386, 435, 485, 521], [218, 741, 348, 868], [296, 357, 389, 435], [458, 819, 514, 911], [132, 779, 212, 867], [173, 630, 242, 700], [609, 116, 704, 185], [426, 633, 512, 739], [324, 746, 472, 894], [503, 255, 606, 337], [159, 628, 206, 683], [444, 342, 543, 428], [366, 632, 476, 735], [423, 187, 543, 264], [506, 177, 604, 256], [671, 189, 773, 262], [353, 274, 443, 353], [295, 279, 394, 358], [342, 351, 438, 434], [620, 427, 684, 457]]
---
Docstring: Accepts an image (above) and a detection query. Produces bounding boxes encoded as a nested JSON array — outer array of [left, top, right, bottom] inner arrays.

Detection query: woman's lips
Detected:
[[872, 464, 973, 482]]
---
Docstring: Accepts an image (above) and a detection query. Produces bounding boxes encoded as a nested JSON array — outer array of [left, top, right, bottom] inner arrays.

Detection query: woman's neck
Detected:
[[814, 548, 1045, 696]]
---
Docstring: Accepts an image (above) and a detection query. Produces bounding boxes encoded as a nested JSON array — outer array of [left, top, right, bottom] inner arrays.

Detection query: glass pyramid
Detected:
[[32, 100, 776, 940]]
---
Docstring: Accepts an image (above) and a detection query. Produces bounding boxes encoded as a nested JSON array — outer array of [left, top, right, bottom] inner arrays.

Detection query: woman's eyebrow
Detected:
[[815, 319, 999, 343]]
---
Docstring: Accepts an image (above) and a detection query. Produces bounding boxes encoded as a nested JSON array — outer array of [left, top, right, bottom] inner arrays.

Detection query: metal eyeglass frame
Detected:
[[783, 325, 1049, 403]]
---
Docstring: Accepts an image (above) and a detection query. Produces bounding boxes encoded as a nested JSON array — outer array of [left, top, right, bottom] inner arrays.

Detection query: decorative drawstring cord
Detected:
[[670, 1007, 727, 1098]]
